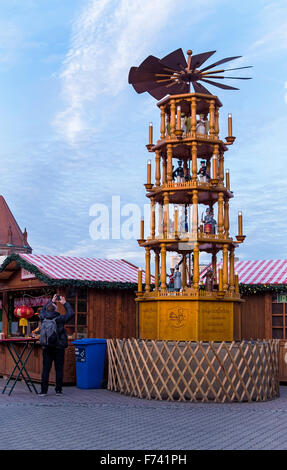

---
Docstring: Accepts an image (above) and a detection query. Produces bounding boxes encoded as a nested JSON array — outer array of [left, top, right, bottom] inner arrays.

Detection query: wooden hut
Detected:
[[0, 253, 143, 384]]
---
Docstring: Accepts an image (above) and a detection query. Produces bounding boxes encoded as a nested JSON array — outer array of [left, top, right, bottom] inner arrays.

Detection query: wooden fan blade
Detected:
[[202, 75, 252, 80], [189, 50, 216, 70], [200, 78, 239, 90], [149, 82, 189, 100], [224, 66, 253, 72], [160, 48, 187, 71], [132, 79, 174, 94], [192, 81, 212, 95], [200, 56, 242, 72]]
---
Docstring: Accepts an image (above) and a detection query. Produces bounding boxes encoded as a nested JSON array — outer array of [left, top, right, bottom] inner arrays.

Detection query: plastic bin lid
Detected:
[[72, 338, 107, 345]]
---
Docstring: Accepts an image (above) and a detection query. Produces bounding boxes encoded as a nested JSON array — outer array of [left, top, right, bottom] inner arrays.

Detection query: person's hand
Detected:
[[52, 294, 58, 303], [59, 296, 66, 305]]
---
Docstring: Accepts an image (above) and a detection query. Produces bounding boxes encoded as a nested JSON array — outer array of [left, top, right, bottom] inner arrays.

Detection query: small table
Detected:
[[0, 337, 39, 395]]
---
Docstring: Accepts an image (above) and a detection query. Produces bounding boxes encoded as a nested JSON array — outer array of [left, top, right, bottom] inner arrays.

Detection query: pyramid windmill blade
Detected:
[[133, 79, 174, 94], [203, 75, 252, 80], [189, 50, 216, 70], [224, 66, 253, 72], [200, 78, 239, 90], [149, 81, 189, 100], [160, 48, 187, 71], [200, 56, 242, 72], [192, 81, 212, 95]]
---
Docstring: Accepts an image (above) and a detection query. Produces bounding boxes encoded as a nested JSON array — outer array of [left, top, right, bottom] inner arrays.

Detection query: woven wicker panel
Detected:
[[107, 339, 280, 403]]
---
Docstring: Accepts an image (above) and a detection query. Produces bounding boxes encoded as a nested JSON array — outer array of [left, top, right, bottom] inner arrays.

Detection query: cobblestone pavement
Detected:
[[0, 378, 287, 450]]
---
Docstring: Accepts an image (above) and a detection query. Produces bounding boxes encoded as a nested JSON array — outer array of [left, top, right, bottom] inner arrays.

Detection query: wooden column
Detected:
[[224, 197, 230, 238], [162, 156, 167, 184], [218, 192, 224, 235], [209, 99, 215, 137], [191, 97, 197, 137], [155, 150, 161, 187], [193, 243, 199, 290], [215, 107, 219, 137], [192, 190, 198, 234], [222, 244, 229, 291], [167, 145, 173, 183], [2, 291, 8, 337], [160, 244, 167, 290], [191, 141, 197, 181], [163, 192, 169, 239], [219, 153, 224, 181], [151, 197, 155, 238], [182, 254, 187, 288], [160, 106, 165, 139], [145, 247, 151, 292], [170, 100, 176, 137], [212, 252, 217, 284], [229, 247, 235, 292], [154, 252, 160, 291], [158, 204, 163, 237], [138, 268, 143, 293]]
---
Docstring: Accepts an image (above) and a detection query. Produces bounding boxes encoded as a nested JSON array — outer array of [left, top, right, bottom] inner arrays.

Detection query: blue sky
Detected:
[[0, 0, 287, 268]]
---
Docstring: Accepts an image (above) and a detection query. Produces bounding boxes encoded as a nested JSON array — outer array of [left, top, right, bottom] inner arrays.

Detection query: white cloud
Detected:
[[53, 0, 178, 144]]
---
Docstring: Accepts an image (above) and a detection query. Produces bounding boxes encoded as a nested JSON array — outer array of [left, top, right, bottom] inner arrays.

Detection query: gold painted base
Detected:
[[137, 296, 242, 342]]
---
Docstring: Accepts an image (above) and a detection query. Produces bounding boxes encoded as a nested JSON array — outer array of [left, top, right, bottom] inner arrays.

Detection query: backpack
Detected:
[[40, 318, 59, 347]]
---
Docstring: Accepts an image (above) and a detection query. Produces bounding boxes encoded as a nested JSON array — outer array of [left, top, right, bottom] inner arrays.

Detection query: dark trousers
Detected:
[[41, 347, 65, 393]]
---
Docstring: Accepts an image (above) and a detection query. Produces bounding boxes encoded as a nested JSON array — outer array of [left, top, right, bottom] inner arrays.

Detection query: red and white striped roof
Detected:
[[19, 253, 147, 284], [200, 260, 287, 284]]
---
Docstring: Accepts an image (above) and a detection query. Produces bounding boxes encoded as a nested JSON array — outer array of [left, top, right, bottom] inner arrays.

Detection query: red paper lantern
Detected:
[[14, 305, 34, 319]]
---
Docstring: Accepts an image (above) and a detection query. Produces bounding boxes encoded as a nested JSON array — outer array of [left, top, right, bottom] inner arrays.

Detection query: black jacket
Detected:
[[40, 301, 75, 349]]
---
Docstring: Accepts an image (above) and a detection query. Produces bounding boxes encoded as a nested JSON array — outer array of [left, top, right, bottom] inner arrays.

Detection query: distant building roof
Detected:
[[0, 196, 32, 254]]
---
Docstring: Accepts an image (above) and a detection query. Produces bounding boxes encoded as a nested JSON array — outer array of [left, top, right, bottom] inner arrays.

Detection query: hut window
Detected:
[[271, 299, 287, 340], [65, 287, 88, 339]]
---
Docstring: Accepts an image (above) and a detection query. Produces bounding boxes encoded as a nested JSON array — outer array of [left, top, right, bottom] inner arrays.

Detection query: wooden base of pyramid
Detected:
[[136, 295, 242, 342]]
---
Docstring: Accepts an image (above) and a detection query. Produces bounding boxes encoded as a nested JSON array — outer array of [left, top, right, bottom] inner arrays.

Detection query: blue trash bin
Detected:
[[72, 338, 107, 389]]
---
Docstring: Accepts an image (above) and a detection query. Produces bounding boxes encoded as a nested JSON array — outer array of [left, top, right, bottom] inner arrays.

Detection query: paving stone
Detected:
[[0, 378, 287, 449]]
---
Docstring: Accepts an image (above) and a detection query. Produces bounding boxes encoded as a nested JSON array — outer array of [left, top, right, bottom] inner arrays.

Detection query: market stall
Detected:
[[0, 253, 143, 384]]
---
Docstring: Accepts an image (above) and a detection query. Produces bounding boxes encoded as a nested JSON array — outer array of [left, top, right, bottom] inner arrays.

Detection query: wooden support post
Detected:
[[229, 247, 235, 292], [174, 206, 178, 238], [151, 197, 155, 238], [215, 107, 219, 136], [209, 99, 215, 137], [140, 218, 144, 240], [162, 156, 167, 184], [145, 247, 151, 292], [191, 141, 197, 182], [155, 151, 161, 187], [212, 252, 217, 284], [160, 244, 167, 290], [224, 197, 230, 238], [235, 272, 239, 294], [163, 192, 169, 239], [218, 192, 224, 235], [192, 190, 198, 234], [167, 145, 173, 183], [154, 252, 160, 291], [191, 97, 197, 137], [2, 291, 8, 338], [193, 243, 199, 290], [182, 254, 187, 288], [218, 267, 223, 292], [223, 244, 229, 291], [160, 106, 165, 140], [219, 153, 224, 181], [170, 99, 176, 137], [138, 268, 143, 293]]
